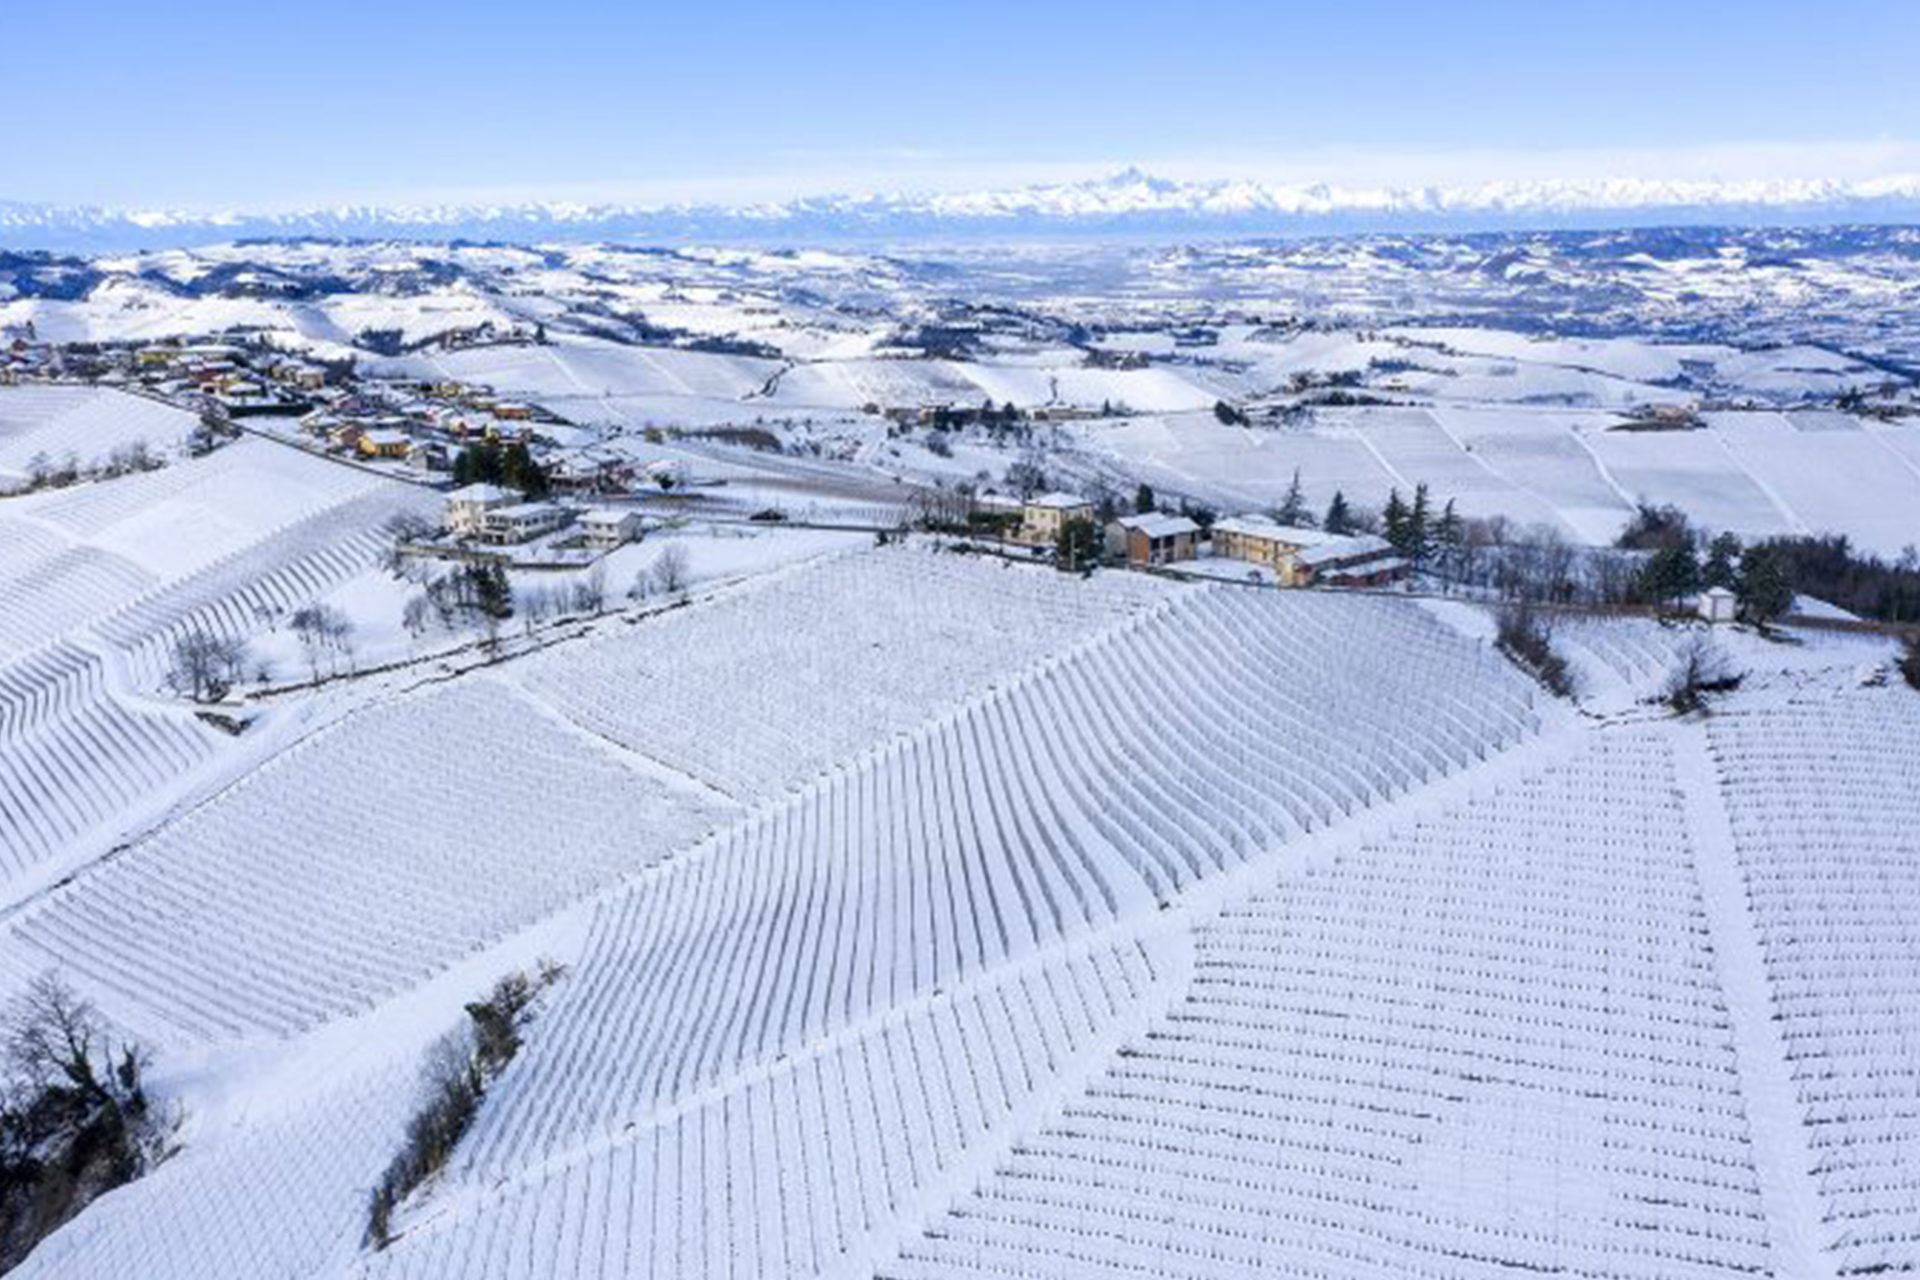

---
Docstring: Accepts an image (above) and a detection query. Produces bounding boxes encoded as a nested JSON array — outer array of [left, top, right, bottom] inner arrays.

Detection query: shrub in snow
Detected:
[[1495, 603, 1573, 698], [1663, 633, 1742, 714], [366, 963, 563, 1250]]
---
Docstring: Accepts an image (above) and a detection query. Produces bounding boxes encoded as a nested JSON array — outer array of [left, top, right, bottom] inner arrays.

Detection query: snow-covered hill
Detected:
[[3, 537, 1914, 1280]]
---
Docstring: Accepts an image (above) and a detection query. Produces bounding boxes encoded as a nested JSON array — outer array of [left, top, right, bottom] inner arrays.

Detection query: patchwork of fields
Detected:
[[0, 527, 1907, 1280], [0, 360, 1914, 1280]]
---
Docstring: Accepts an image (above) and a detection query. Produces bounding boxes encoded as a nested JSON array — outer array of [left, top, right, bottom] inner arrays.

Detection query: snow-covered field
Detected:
[[1069, 404, 1920, 554], [896, 728, 1773, 1280], [11, 232, 1917, 555], [0, 439, 433, 893], [1708, 689, 1920, 1276], [0, 526, 1914, 1280], [0, 385, 201, 489], [1, 229, 1917, 1278]]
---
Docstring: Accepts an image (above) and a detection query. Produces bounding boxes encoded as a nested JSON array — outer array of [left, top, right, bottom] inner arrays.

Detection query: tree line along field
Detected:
[[0, 510, 1914, 1277]]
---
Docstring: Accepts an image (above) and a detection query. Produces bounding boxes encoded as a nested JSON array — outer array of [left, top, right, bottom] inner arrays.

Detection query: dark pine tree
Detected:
[[1382, 489, 1410, 556], [1275, 469, 1313, 527], [1323, 490, 1353, 535]]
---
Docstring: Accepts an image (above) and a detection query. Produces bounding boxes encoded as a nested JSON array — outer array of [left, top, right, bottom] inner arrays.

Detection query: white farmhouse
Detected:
[[579, 507, 643, 549], [443, 483, 516, 537], [480, 501, 575, 545]]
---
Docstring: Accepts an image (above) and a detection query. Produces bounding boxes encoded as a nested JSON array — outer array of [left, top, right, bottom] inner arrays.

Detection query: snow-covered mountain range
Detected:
[[7, 169, 1920, 249]]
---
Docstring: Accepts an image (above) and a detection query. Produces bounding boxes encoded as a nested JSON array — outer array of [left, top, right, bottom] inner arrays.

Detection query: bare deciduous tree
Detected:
[[571, 566, 606, 615], [402, 592, 433, 643], [289, 603, 356, 682], [164, 631, 249, 702], [650, 545, 690, 598], [1665, 633, 1741, 714]]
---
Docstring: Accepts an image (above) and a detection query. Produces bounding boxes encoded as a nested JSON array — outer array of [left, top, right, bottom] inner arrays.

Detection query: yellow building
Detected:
[[1209, 515, 1322, 585], [357, 429, 411, 459], [1019, 492, 1094, 544]]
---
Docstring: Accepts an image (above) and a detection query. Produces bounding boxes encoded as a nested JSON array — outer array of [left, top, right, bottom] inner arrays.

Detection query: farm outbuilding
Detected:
[[1110, 512, 1200, 566], [1296, 534, 1407, 588], [1698, 586, 1738, 624]]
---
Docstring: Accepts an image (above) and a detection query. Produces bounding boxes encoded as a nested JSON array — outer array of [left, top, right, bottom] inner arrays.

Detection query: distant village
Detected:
[[3, 323, 1417, 591]]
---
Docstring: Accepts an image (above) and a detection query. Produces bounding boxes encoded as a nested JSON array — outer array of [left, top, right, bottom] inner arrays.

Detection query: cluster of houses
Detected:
[[441, 484, 644, 550], [0, 332, 330, 408], [1001, 492, 1408, 587], [4, 327, 689, 507], [298, 377, 557, 469], [301, 377, 669, 498], [129, 341, 320, 412], [2, 325, 53, 383]]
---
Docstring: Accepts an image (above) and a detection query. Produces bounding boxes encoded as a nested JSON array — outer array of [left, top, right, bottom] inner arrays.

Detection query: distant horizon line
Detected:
[[10, 165, 1920, 217], [5, 168, 1920, 252]]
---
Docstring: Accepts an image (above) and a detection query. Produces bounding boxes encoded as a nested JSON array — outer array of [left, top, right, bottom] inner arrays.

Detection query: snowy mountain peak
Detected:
[[5, 169, 1920, 250]]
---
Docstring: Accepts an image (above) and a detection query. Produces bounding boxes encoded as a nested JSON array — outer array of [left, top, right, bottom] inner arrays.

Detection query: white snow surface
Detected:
[[0, 414, 1914, 1279]]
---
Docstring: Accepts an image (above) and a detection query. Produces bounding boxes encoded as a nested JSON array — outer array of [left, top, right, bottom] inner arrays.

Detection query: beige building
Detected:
[[443, 483, 517, 537], [1019, 492, 1095, 544], [1111, 512, 1200, 566], [480, 502, 575, 545], [579, 507, 643, 549], [1212, 515, 1407, 588], [1209, 515, 1325, 585]]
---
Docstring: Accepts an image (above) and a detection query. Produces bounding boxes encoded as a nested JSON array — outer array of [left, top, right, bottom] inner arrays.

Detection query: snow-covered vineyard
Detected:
[[0, 437, 431, 890], [0, 498, 1912, 1280]]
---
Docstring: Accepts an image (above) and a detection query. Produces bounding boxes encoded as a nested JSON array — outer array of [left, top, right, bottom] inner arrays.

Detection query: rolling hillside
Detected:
[[0, 538, 1908, 1279]]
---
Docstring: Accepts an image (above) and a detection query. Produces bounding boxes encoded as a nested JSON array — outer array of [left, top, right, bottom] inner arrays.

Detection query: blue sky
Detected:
[[5, 0, 1917, 208]]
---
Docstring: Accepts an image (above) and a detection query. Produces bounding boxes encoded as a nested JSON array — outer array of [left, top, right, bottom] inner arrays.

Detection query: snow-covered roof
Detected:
[[447, 483, 515, 503], [1117, 512, 1199, 538], [489, 501, 568, 522], [1297, 533, 1392, 567], [1210, 514, 1326, 545], [1318, 553, 1408, 579], [579, 507, 639, 527], [1026, 491, 1091, 510], [361, 429, 408, 446]]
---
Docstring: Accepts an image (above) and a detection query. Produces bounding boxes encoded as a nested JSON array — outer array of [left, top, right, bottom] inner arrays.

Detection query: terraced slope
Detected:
[[889, 728, 1774, 1280], [1708, 688, 1920, 1277]]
